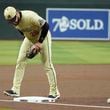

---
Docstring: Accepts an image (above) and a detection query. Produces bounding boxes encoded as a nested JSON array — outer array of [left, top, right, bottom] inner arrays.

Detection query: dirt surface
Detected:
[[0, 64, 110, 110]]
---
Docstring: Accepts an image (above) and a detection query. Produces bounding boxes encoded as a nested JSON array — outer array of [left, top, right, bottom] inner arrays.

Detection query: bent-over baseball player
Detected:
[[3, 6, 60, 99]]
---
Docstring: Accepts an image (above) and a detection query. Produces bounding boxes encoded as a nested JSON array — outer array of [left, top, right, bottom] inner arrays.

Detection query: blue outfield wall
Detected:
[[0, 0, 110, 40]]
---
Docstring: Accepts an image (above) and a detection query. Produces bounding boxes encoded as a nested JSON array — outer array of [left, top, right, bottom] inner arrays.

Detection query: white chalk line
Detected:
[[0, 99, 110, 109]]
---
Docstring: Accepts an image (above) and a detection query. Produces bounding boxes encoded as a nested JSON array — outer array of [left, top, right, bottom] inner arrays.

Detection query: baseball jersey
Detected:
[[15, 10, 46, 43]]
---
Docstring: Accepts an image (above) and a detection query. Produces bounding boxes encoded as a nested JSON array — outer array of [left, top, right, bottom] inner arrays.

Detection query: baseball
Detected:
[[107, 98, 110, 104]]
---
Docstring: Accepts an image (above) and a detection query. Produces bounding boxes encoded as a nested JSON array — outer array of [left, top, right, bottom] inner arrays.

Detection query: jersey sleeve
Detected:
[[31, 13, 46, 28]]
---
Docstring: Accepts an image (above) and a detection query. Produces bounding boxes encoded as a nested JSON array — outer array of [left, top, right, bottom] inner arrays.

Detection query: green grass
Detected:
[[0, 108, 14, 110], [53, 41, 110, 64], [0, 40, 110, 65]]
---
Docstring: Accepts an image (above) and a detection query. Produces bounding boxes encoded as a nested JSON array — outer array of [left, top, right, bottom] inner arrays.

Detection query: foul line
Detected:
[[41, 102, 110, 109], [0, 99, 110, 109]]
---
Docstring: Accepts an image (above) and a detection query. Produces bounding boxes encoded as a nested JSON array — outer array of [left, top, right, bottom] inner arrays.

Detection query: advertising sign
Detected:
[[46, 8, 110, 40]]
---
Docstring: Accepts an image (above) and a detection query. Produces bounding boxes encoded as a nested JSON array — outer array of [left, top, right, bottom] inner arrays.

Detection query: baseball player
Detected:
[[3, 6, 60, 99]]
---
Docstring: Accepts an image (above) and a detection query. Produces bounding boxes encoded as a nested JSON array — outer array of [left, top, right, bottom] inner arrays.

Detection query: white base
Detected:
[[13, 96, 55, 103]]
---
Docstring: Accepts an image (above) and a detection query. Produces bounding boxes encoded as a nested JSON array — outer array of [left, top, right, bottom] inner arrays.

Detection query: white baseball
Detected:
[[107, 98, 110, 104]]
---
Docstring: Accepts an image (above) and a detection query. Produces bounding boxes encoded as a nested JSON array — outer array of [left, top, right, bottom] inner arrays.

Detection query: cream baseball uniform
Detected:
[[11, 10, 59, 96]]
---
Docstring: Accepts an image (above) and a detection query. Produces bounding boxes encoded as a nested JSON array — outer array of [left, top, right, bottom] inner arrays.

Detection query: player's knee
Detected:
[[16, 57, 27, 64]]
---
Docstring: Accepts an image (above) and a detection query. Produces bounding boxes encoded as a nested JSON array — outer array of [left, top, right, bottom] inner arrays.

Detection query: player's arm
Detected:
[[26, 22, 49, 58], [26, 21, 49, 59], [32, 21, 49, 52], [17, 29, 24, 36], [38, 21, 49, 43], [28, 16, 49, 58]]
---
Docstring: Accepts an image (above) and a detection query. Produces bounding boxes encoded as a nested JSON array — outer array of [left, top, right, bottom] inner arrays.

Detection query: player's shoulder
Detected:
[[21, 10, 39, 16]]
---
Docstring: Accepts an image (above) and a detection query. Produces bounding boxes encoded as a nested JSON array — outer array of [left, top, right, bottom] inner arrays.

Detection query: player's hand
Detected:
[[31, 42, 42, 52], [26, 42, 42, 59]]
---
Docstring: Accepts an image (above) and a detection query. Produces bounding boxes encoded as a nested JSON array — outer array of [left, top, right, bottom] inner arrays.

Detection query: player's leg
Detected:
[[12, 38, 33, 95], [4, 38, 32, 97], [40, 31, 60, 98]]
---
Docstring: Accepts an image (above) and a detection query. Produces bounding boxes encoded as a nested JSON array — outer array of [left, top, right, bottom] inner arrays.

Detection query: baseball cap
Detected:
[[4, 6, 16, 20]]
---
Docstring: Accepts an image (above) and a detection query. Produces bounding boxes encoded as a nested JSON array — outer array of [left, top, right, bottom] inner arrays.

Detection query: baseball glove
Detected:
[[26, 48, 38, 59]]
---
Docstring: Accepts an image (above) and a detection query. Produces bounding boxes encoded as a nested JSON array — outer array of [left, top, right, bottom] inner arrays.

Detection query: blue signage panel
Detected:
[[46, 8, 109, 40]]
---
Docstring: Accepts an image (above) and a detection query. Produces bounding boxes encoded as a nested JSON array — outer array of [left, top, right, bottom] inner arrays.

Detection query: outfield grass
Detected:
[[0, 108, 14, 110], [0, 40, 110, 65]]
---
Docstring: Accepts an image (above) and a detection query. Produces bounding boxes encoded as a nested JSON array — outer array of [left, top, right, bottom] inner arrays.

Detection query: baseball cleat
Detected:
[[3, 90, 19, 97], [48, 95, 60, 100]]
